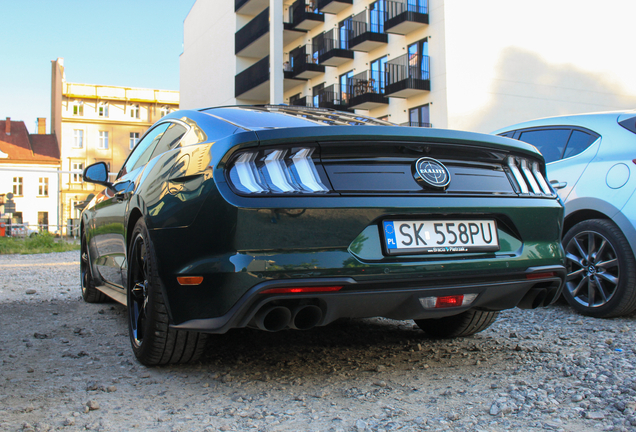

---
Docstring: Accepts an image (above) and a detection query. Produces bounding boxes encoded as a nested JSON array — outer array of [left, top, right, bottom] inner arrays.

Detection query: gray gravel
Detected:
[[1, 251, 635, 431]]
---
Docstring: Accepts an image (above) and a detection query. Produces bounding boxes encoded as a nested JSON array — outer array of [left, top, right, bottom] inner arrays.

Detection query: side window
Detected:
[[119, 123, 170, 178], [563, 130, 597, 159], [518, 129, 571, 163], [150, 123, 187, 160]]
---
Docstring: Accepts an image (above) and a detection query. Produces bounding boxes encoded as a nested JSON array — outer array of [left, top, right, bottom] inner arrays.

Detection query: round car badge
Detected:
[[414, 157, 451, 190]]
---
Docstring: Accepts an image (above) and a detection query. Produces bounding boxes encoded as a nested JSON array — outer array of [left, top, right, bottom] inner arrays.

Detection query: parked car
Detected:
[[494, 111, 636, 318], [81, 105, 565, 365]]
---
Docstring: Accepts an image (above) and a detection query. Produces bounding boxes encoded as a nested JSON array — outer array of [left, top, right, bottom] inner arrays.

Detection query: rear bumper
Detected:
[[171, 265, 565, 333]]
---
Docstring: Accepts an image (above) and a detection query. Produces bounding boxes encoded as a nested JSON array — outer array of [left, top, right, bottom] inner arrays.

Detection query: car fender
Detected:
[[563, 196, 636, 259]]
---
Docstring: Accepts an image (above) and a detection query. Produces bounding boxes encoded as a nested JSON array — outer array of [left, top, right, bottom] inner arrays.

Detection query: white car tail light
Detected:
[[228, 147, 330, 195], [506, 156, 554, 197]]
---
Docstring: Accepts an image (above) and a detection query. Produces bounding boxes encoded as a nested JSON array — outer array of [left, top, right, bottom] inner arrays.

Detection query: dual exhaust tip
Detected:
[[251, 304, 323, 332], [517, 286, 560, 310]]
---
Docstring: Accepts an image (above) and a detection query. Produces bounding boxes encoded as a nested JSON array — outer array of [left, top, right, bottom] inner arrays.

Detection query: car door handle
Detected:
[[549, 180, 567, 189]]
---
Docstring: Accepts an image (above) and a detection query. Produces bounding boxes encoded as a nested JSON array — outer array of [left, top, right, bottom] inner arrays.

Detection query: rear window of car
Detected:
[[518, 129, 571, 163], [563, 130, 597, 159]]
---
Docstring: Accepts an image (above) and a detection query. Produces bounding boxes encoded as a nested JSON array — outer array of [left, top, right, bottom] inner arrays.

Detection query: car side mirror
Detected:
[[83, 162, 112, 187]]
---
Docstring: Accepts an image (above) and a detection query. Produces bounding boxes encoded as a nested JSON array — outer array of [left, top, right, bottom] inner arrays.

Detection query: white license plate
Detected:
[[382, 219, 499, 254]]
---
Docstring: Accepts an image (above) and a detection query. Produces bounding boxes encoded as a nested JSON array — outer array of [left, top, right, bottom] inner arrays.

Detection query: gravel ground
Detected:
[[1, 251, 636, 432]]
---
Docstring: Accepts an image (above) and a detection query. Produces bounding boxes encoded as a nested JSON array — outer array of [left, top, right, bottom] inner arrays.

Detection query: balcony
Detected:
[[290, 44, 325, 79], [235, 0, 268, 15], [317, 0, 352, 14], [315, 84, 351, 110], [289, 0, 324, 31], [385, 0, 429, 35], [236, 8, 306, 58], [289, 95, 311, 107], [346, 70, 388, 109], [316, 30, 353, 66], [235, 56, 305, 101], [385, 54, 430, 98], [401, 121, 432, 127], [347, 11, 388, 52], [235, 7, 269, 57]]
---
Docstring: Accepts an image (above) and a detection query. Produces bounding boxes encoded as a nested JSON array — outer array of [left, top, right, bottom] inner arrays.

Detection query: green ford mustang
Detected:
[[80, 106, 565, 365]]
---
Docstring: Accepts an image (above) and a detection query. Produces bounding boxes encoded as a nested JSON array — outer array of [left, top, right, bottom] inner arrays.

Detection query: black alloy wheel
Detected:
[[128, 232, 149, 349], [126, 219, 208, 365], [563, 219, 636, 318], [80, 232, 106, 303]]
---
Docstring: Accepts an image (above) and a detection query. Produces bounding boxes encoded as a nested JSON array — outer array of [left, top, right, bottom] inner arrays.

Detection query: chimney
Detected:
[[5, 117, 10, 135], [37, 118, 46, 134]]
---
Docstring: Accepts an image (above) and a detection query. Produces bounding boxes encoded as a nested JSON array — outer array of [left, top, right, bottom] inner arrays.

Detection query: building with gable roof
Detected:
[[0, 117, 60, 233]]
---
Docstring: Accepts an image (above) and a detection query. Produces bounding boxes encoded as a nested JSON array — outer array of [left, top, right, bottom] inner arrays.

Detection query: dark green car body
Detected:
[[82, 106, 565, 336]]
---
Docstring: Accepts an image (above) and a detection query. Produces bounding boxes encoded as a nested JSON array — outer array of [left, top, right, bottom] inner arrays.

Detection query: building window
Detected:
[[409, 104, 431, 127], [98, 102, 109, 117], [38, 178, 49, 197], [12, 177, 23, 196], [339, 18, 352, 49], [340, 70, 354, 104], [72, 162, 84, 183], [130, 132, 140, 150], [38, 212, 49, 232], [408, 38, 429, 80], [73, 129, 84, 148], [72, 101, 84, 116], [130, 104, 140, 119], [369, 1, 386, 33], [98, 131, 109, 149], [370, 55, 388, 93], [160, 106, 171, 117]]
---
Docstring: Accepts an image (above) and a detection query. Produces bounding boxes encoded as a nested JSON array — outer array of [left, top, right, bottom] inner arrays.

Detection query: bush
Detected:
[[0, 232, 80, 254]]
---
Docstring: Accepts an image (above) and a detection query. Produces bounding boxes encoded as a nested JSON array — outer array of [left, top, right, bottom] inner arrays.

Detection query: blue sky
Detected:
[[0, 0, 196, 133]]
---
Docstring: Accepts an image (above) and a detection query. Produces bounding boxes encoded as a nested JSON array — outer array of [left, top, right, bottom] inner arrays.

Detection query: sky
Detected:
[[0, 0, 197, 134]]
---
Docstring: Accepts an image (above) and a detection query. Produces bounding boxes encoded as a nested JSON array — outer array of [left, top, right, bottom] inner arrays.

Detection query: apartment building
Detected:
[[180, 0, 636, 132], [0, 118, 60, 232], [50, 58, 180, 225]]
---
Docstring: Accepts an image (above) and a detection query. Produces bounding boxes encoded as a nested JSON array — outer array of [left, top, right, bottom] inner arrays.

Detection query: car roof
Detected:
[[199, 105, 394, 130], [492, 110, 636, 135]]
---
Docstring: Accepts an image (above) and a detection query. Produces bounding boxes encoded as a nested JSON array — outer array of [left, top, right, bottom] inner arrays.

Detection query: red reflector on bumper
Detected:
[[260, 286, 343, 294], [526, 272, 556, 280], [177, 276, 204, 286], [435, 295, 464, 308]]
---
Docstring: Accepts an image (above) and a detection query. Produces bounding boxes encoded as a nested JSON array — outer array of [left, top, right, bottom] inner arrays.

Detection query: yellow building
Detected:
[[50, 58, 179, 225]]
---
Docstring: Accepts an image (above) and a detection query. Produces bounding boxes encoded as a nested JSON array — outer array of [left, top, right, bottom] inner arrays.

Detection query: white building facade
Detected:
[[180, 0, 636, 133]]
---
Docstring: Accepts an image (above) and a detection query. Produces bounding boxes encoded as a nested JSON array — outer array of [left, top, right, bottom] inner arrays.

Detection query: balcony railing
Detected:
[[346, 70, 388, 109], [347, 11, 388, 52], [385, 53, 430, 97], [235, 56, 270, 98], [290, 44, 325, 78], [290, 95, 310, 107], [235, 7, 269, 55], [289, 0, 324, 30], [315, 30, 354, 66], [401, 121, 432, 127], [385, 0, 429, 34]]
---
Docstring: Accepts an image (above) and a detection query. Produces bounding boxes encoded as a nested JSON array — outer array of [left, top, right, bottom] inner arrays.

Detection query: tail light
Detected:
[[228, 147, 330, 195], [506, 156, 554, 196]]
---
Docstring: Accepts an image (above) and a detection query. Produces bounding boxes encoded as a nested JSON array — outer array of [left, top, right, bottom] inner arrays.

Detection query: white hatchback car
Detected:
[[494, 111, 636, 318]]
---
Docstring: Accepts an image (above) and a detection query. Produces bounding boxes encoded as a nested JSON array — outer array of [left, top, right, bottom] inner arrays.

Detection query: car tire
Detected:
[[562, 219, 636, 318], [414, 310, 499, 338], [81, 232, 107, 303], [127, 219, 208, 366]]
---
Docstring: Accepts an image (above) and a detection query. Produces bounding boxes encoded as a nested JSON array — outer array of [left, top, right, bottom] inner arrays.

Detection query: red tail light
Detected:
[[260, 286, 342, 294], [526, 272, 556, 280], [435, 295, 464, 308]]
